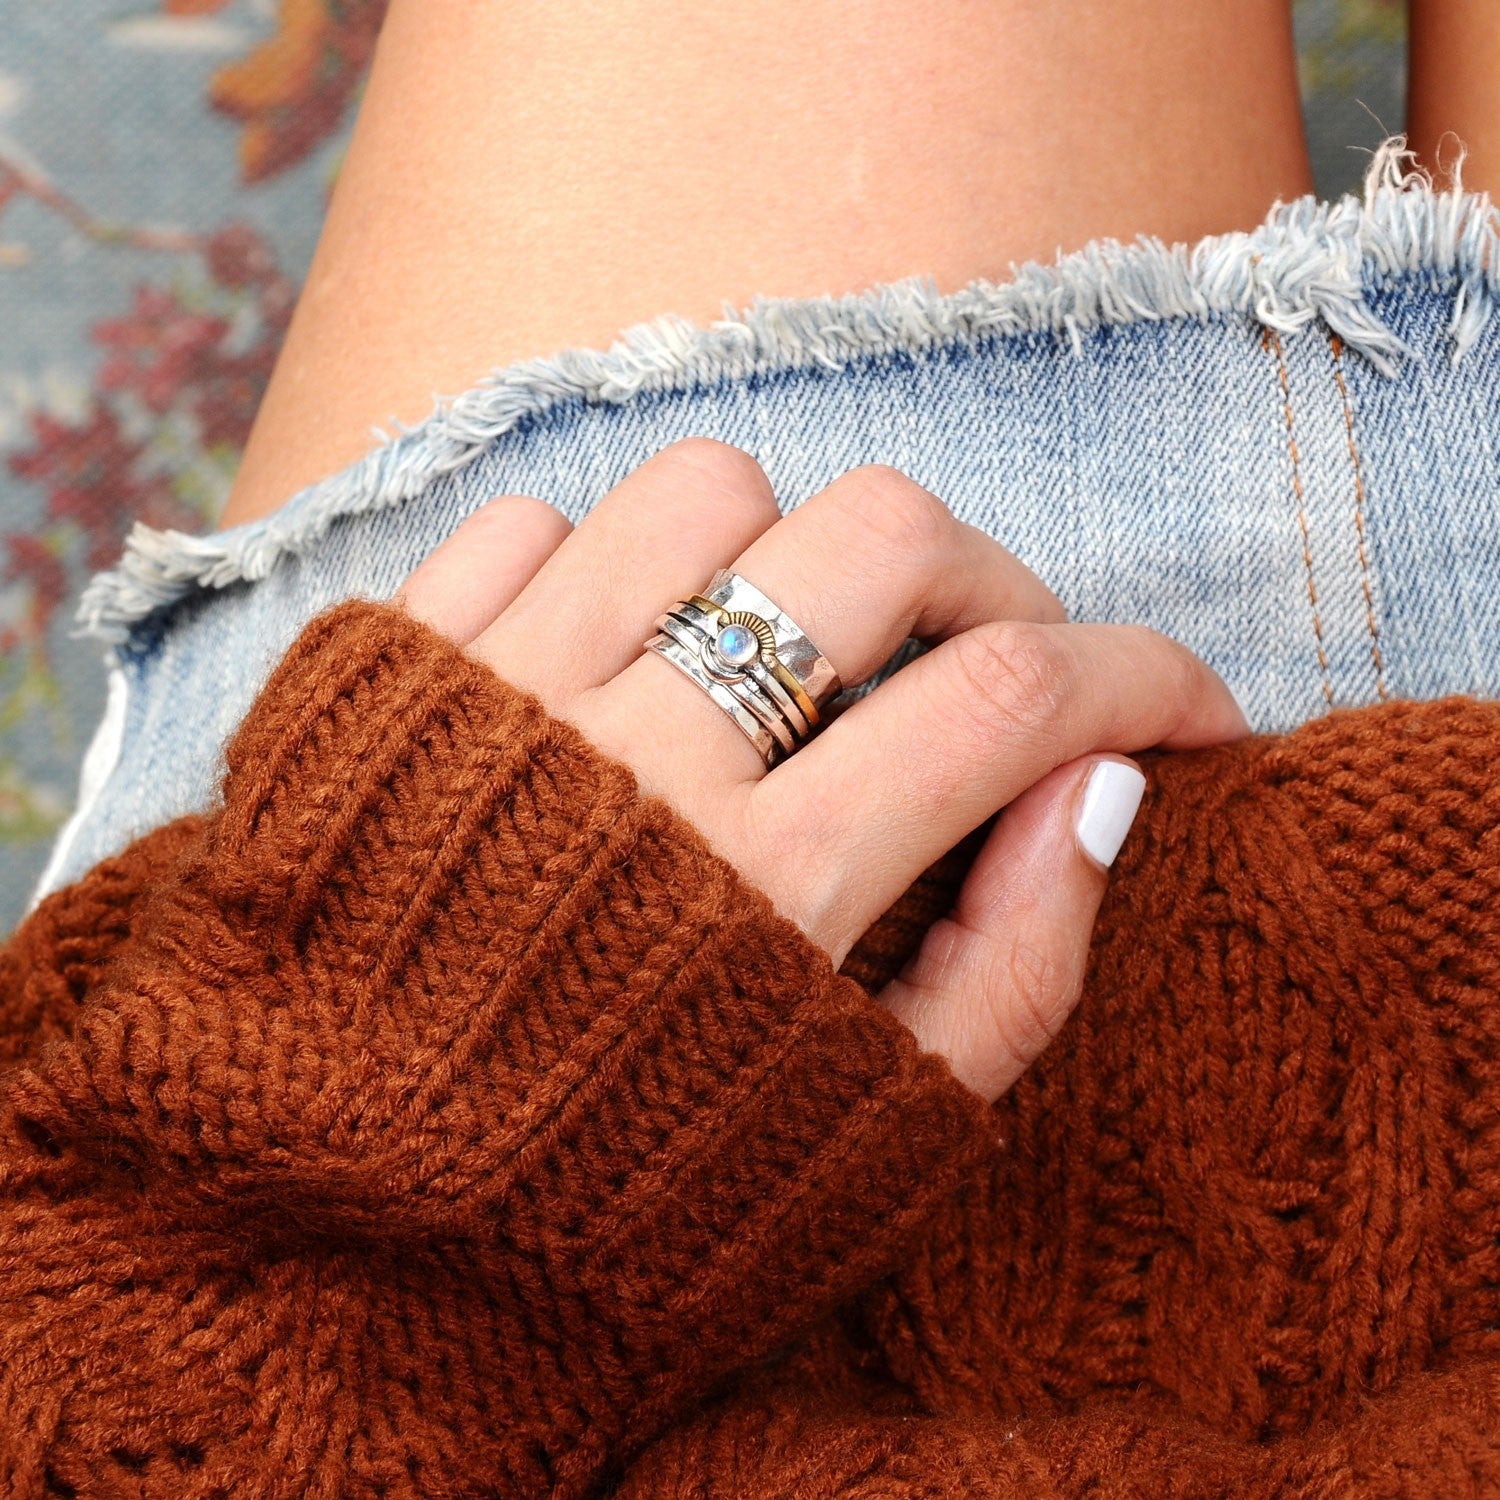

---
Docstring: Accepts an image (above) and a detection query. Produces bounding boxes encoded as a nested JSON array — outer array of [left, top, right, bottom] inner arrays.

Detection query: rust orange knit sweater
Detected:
[[1, 600, 1497, 1498]]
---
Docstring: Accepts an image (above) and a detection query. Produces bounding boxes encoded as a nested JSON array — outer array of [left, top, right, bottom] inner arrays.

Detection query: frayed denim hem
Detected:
[[75, 137, 1499, 644], [34, 139, 1500, 915]]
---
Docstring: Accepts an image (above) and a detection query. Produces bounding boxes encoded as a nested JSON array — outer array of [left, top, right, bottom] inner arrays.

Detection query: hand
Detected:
[[396, 439, 1250, 1103]]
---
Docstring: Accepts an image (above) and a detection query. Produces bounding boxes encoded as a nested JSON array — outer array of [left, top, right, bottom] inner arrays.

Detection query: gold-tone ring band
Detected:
[[684, 593, 823, 730]]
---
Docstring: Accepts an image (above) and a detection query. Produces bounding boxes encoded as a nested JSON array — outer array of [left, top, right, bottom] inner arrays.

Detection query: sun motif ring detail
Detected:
[[642, 568, 844, 770]]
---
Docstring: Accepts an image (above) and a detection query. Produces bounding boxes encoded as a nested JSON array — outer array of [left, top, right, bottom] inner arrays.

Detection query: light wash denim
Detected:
[[31, 146, 1500, 907]]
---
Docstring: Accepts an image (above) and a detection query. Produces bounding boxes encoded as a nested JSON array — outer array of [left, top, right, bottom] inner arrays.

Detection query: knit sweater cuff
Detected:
[[137, 599, 992, 1486]]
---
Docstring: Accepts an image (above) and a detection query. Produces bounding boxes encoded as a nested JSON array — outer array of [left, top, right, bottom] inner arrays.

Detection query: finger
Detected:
[[472, 438, 780, 700], [395, 494, 573, 645], [586, 463, 1066, 788], [880, 755, 1146, 1104], [759, 620, 1248, 961], [712, 464, 1067, 689]]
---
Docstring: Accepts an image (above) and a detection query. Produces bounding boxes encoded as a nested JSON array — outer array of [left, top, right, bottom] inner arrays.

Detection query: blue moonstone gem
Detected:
[[714, 622, 760, 668]]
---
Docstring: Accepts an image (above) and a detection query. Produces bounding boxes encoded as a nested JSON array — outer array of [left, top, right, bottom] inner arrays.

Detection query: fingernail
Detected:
[[1075, 760, 1147, 869], [1229, 689, 1255, 737]]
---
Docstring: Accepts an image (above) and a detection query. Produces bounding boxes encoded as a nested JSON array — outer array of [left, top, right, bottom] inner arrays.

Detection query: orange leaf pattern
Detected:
[[209, 0, 389, 184]]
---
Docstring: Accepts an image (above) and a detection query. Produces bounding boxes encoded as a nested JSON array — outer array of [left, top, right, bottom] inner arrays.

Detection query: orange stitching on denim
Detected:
[[1265, 328, 1334, 707], [1328, 334, 1390, 701]]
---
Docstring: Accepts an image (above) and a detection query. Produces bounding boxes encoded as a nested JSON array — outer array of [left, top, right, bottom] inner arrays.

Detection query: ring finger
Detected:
[[575, 458, 1066, 799]]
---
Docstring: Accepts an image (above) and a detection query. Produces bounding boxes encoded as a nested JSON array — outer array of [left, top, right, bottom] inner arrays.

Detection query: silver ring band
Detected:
[[642, 568, 843, 769], [651, 610, 799, 755], [644, 635, 780, 766], [664, 599, 812, 737], [701, 568, 842, 710]]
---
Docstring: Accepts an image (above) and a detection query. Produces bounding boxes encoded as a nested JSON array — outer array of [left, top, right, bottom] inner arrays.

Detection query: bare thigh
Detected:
[[221, 0, 1313, 528], [1408, 0, 1500, 191]]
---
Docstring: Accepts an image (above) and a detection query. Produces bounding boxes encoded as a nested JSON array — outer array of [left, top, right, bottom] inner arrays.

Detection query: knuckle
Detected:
[[475, 493, 572, 541], [741, 789, 792, 869], [1022, 567, 1070, 627], [1122, 623, 1206, 713], [654, 437, 779, 529], [658, 435, 769, 490], [745, 787, 828, 881], [947, 621, 1072, 745], [831, 465, 953, 559], [987, 939, 1073, 1074], [1167, 635, 1213, 713]]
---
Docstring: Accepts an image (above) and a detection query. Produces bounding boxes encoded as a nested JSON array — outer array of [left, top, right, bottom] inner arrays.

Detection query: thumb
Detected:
[[879, 755, 1147, 1104]]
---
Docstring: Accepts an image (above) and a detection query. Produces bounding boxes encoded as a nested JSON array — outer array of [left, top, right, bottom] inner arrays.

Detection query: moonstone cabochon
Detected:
[[714, 622, 761, 668]]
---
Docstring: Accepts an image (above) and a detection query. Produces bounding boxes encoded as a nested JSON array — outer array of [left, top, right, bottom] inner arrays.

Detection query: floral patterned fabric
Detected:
[[0, 0, 1405, 934]]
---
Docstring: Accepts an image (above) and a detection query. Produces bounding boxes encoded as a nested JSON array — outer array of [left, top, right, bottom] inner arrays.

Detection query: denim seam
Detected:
[[1266, 327, 1337, 708], [1327, 332, 1390, 703], [75, 138, 1500, 644]]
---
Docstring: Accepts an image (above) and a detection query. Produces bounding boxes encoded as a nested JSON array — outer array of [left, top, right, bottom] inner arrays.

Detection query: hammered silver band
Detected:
[[643, 567, 844, 769]]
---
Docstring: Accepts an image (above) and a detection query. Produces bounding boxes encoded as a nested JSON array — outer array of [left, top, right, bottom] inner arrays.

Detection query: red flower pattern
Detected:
[[9, 402, 194, 572], [3, 0, 387, 686], [0, 535, 66, 657], [1, 2, 391, 853], [95, 288, 232, 417], [6, 225, 297, 646]]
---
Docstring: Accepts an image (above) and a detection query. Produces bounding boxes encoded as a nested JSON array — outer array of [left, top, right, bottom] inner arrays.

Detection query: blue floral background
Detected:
[[0, 0, 1406, 935]]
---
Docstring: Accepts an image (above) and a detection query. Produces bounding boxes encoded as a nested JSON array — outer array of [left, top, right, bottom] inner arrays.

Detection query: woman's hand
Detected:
[[397, 439, 1250, 1103]]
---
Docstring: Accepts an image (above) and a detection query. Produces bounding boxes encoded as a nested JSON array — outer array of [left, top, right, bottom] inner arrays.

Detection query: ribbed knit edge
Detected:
[[5, 598, 997, 1497], [230, 599, 999, 1495]]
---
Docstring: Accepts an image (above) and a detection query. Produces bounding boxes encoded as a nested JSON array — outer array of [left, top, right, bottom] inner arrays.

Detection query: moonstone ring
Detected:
[[643, 568, 843, 770]]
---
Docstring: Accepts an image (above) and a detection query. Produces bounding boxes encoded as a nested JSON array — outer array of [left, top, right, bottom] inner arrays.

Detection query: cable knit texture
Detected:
[[0, 599, 1496, 1498]]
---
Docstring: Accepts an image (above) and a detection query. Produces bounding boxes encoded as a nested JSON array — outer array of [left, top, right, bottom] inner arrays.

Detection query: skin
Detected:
[[217, 2, 1342, 1097], [220, 0, 1312, 527], [397, 441, 1252, 1104], [1408, 0, 1500, 192]]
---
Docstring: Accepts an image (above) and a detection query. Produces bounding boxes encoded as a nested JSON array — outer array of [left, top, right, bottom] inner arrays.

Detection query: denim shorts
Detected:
[[30, 147, 1500, 908]]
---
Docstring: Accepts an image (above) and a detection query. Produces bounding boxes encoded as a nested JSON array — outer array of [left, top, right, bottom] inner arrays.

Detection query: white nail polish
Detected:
[[1074, 761, 1147, 869]]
